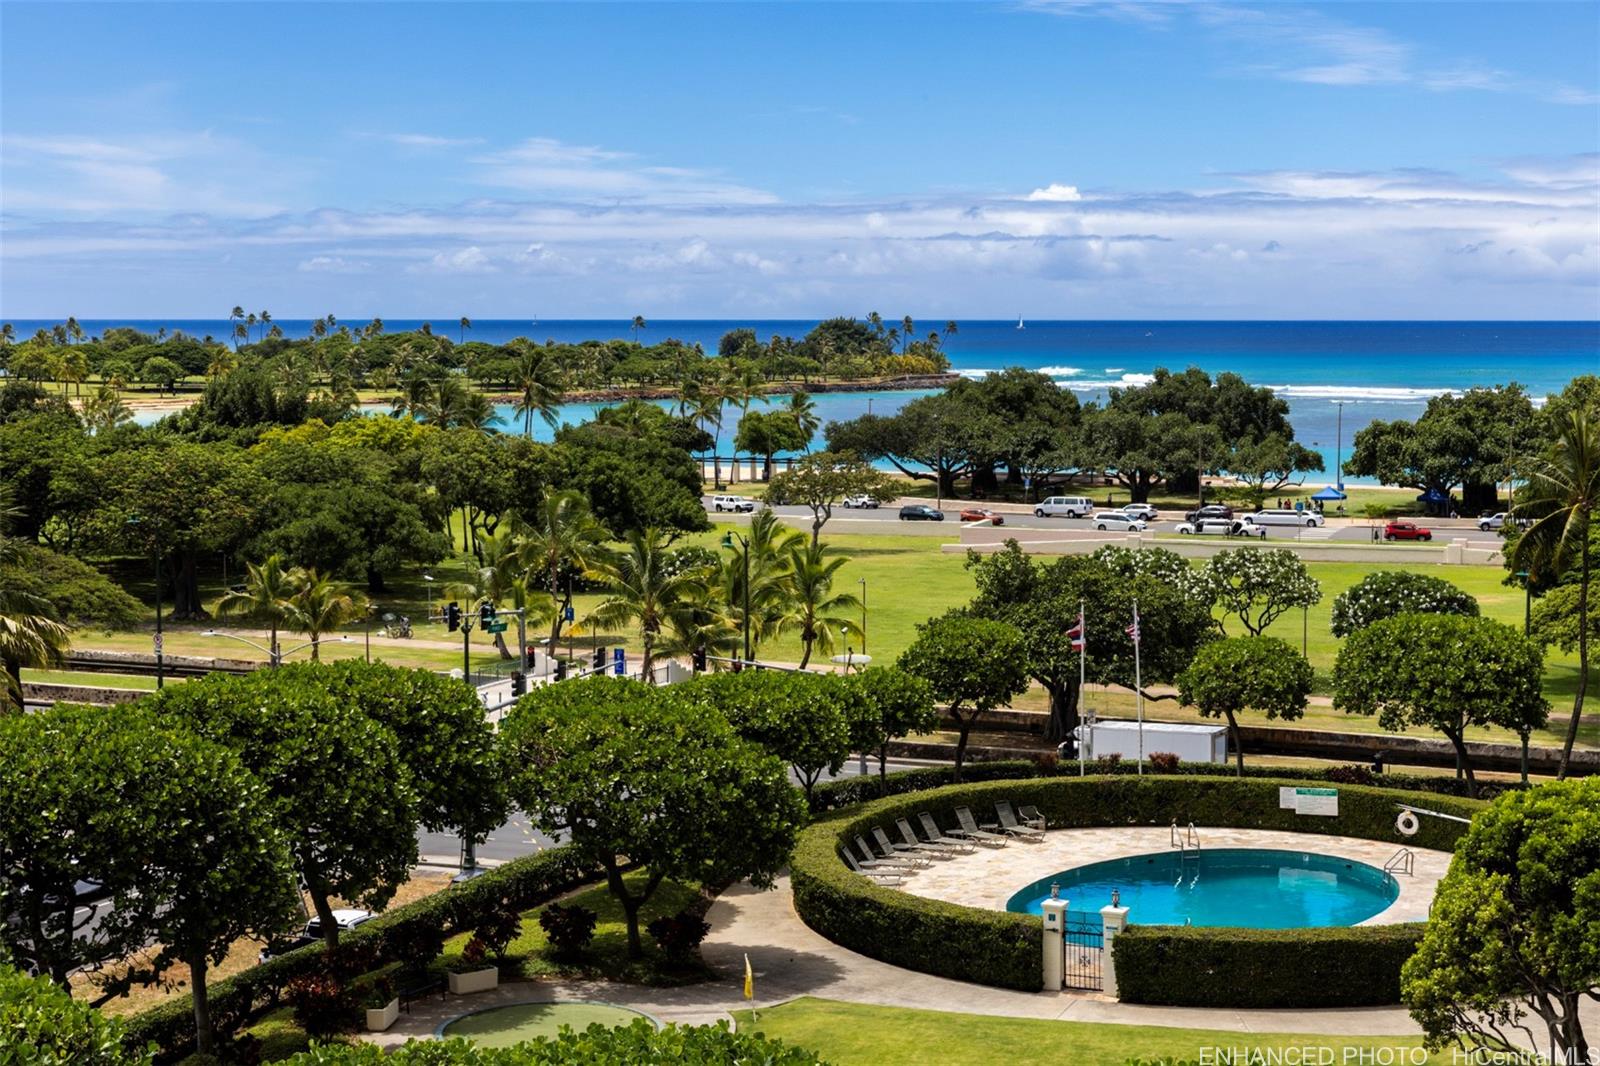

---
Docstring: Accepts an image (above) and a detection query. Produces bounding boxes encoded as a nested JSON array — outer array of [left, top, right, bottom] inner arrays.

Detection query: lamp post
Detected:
[[1335, 400, 1345, 491], [200, 630, 351, 666], [422, 572, 435, 621], [858, 577, 867, 654], [365, 605, 377, 663], [1514, 569, 1532, 785], [721, 530, 751, 664]]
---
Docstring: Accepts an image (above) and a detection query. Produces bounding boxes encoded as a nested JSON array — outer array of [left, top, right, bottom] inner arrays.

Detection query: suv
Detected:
[[1120, 502, 1159, 521], [1383, 521, 1433, 541], [709, 494, 755, 513], [1479, 512, 1509, 531], [841, 494, 880, 509], [898, 504, 945, 521], [1184, 504, 1234, 524], [1034, 496, 1093, 519]]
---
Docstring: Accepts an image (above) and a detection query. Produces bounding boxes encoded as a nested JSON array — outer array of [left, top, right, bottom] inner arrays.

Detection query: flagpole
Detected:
[[1077, 598, 1086, 778], [1133, 599, 1144, 777]]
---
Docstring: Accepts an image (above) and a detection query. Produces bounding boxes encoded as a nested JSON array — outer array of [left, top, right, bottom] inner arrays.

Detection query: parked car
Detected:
[[1383, 521, 1433, 541], [1183, 504, 1234, 524], [1120, 502, 1160, 521], [1089, 511, 1147, 532], [841, 494, 880, 509], [260, 909, 373, 962], [1251, 508, 1325, 528], [1175, 517, 1266, 538], [959, 507, 1004, 525], [1479, 512, 1509, 531], [1034, 496, 1094, 519], [898, 504, 945, 522], [709, 494, 755, 513]]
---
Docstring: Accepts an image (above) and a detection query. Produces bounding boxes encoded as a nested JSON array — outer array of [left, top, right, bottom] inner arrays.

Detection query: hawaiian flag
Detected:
[[1125, 607, 1142, 645], [1065, 613, 1085, 652]]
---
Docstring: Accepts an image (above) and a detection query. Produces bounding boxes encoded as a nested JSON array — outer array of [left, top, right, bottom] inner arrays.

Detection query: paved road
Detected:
[[708, 499, 1510, 547]]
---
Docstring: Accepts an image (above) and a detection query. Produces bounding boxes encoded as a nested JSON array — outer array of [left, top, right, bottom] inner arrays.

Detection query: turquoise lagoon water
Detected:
[[1005, 848, 1399, 928]]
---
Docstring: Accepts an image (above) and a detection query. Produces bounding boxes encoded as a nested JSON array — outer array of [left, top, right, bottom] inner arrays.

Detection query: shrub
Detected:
[[458, 937, 488, 969], [537, 903, 598, 959], [1330, 571, 1479, 637], [1325, 763, 1375, 786], [0, 964, 154, 1066], [646, 910, 712, 962], [1094, 753, 1123, 772], [1148, 752, 1180, 773], [285, 972, 354, 1038], [474, 900, 523, 960]]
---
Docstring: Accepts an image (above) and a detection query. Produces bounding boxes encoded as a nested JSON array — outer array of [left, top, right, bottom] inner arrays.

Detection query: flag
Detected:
[[1065, 615, 1085, 652], [743, 953, 754, 1001], [1125, 608, 1141, 645]]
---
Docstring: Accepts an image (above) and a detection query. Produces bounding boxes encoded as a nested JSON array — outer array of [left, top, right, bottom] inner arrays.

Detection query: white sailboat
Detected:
[[1016, 314, 1025, 330]]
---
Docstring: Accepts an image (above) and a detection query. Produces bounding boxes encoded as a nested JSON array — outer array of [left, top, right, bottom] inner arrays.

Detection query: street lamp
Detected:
[[721, 530, 751, 664], [365, 604, 378, 663], [422, 572, 435, 620], [1514, 569, 1532, 785], [1334, 400, 1346, 491], [200, 630, 351, 666], [858, 577, 868, 654]]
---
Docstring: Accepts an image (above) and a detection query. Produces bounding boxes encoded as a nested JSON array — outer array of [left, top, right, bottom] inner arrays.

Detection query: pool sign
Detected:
[[1282, 787, 1339, 817]]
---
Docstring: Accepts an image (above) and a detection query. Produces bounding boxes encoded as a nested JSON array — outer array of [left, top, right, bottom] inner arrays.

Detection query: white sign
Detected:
[[1293, 787, 1339, 817], [1279, 787, 1298, 810], [152, 633, 163, 655]]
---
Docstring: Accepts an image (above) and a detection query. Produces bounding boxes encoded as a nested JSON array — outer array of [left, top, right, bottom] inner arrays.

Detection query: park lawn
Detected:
[[436, 871, 711, 986], [19, 668, 167, 691], [732, 997, 1444, 1066]]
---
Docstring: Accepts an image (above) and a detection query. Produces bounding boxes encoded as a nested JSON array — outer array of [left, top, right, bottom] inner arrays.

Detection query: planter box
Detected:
[[448, 966, 498, 995], [365, 997, 400, 1032]]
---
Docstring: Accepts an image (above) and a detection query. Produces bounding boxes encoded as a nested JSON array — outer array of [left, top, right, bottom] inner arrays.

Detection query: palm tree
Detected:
[[80, 383, 132, 435], [232, 323, 248, 350], [452, 388, 503, 436], [453, 527, 548, 660], [207, 349, 237, 381], [281, 569, 365, 661], [216, 555, 300, 665], [0, 513, 70, 714], [776, 540, 863, 668], [245, 313, 257, 342], [782, 391, 819, 452], [718, 510, 803, 653], [0, 323, 15, 347], [900, 316, 915, 352], [689, 386, 727, 489], [258, 310, 272, 341], [724, 366, 767, 481], [944, 320, 959, 338], [582, 527, 706, 681], [631, 315, 647, 344], [58, 349, 88, 396], [510, 343, 563, 436], [867, 311, 883, 335], [459, 316, 472, 344], [519, 490, 610, 647], [1511, 406, 1599, 778], [229, 306, 244, 333], [65, 317, 83, 345], [656, 581, 740, 669], [311, 319, 327, 340]]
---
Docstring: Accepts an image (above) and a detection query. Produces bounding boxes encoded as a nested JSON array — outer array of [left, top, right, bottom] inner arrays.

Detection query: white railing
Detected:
[[1384, 848, 1415, 877]]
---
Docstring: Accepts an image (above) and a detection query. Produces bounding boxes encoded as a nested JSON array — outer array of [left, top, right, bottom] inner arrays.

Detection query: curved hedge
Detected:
[[791, 774, 1482, 1005], [122, 846, 602, 1061]]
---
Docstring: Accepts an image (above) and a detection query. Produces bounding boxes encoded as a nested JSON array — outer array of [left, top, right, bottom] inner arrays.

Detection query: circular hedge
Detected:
[[790, 774, 1482, 1006]]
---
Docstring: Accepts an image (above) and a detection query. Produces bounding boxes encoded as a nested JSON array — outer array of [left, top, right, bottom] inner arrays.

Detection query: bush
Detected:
[[1148, 752, 1180, 773], [1330, 571, 1479, 637], [285, 972, 354, 1039], [474, 900, 523, 960], [1114, 924, 1426, 1008], [791, 774, 1482, 1002], [1325, 763, 1375, 786], [646, 909, 712, 962], [537, 902, 598, 959], [0, 964, 154, 1066]]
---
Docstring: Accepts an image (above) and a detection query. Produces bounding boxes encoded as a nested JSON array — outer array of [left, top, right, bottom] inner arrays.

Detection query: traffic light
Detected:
[[479, 602, 495, 626], [692, 645, 708, 672], [510, 672, 526, 697], [444, 601, 461, 632], [592, 646, 605, 670], [553, 660, 567, 681]]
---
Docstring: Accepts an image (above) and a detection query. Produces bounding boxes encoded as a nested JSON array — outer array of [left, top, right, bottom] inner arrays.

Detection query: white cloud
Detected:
[[411, 246, 494, 274], [298, 255, 368, 273], [376, 132, 485, 149], [1025, 183, 1083, 202], [470, 137, 776, 205]]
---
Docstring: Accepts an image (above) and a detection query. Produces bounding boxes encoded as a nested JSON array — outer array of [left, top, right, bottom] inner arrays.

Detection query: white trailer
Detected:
[[1074, 719, 1229, 765]]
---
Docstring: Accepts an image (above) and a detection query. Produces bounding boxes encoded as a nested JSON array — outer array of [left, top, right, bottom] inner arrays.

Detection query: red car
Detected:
[[959, 507, 1004, 525], [1384, 521, 1433, 541]]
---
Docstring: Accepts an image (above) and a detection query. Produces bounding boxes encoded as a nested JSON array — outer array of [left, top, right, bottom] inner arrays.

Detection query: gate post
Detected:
[[1100, 902, 1129, 998], [1040, 894, 1067, 990]]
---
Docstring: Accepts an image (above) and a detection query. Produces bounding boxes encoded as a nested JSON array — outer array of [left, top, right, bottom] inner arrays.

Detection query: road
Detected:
[[709, 499, 1510, 548]]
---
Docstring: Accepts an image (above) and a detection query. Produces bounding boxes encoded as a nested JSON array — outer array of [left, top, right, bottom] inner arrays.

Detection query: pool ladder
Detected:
[[1383, 848, 1415, 877], [1171, 820, 1201, 860]]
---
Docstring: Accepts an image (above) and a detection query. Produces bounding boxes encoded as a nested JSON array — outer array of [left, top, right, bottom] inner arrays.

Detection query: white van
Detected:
[[1034, 496, 1094, 519], [709, 494, 756, 513], [1251, 508, 1324, 528]]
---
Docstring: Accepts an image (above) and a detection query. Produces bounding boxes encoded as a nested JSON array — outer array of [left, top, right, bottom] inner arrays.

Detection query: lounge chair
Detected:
[[875, 825, 951, 859], [952, 806, 1010, 847], [899, 816, 973, 854], [1017, 805, 1047, 831], [916, 812, 981, 851], [841, 851, 907, 885], [995, 801, 1046, 840], [854, 835, 928, 868]]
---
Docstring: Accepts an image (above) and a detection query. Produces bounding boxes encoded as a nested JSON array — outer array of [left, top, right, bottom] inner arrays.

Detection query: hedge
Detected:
[[122, 846, 603, 1062], [791, 774, 1482, 1004], [1113, 923, 1426, 1008]]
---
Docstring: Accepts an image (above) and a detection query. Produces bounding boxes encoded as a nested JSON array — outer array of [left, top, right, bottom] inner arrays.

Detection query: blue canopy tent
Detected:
[[1311, 486, 1347, 502], [1416, 487, 1452, 516]]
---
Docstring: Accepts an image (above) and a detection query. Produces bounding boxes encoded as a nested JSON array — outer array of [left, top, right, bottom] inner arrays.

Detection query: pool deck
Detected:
[[892, 826, 1450, 925]]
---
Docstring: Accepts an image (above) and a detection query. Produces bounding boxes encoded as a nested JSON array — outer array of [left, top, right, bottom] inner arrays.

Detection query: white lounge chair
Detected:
[[916, 812, 980, 851], [854, 835, 928, 868], [899, 816, 973, 854], [876, 825, 951, 859], [995, 801, 1045, 840], [952, 806, 1010, 847], [1017, 805, 1047, 831], [841, 851, 906, 885]]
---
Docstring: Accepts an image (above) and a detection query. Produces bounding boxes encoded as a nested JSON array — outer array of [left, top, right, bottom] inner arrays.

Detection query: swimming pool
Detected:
[[1005, 848, 1399, 928]]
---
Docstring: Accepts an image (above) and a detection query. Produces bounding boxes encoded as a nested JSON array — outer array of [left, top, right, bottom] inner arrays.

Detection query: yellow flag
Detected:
[[743, 953, 754, 1001]]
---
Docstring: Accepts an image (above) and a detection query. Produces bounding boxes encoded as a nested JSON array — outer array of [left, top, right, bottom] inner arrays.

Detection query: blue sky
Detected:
[[2, 1, 1597, 318]]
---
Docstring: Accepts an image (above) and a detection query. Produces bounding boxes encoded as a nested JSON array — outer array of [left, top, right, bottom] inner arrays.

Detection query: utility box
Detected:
[[1075, 719, 1229, 765]]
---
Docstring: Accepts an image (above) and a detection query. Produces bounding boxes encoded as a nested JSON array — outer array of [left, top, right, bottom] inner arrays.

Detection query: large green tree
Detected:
[[897, 613, 1028, 781], [1204, 547, 1323, 637], [842, 666, 937, 790], [763, 450, 896, 546], [1177, 636, 1313, 774], [1329, 571, 1479, 637], [1402, 776, 1599, 1066], [502, 678, 806, 956], [680, 669, 852, 800]]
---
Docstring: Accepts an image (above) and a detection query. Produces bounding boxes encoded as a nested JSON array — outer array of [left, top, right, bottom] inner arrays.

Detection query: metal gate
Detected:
[[1062, 911, 1103, 990]]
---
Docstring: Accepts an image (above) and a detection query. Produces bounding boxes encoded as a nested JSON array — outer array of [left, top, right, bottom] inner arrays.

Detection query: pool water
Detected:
[[440, 1002, 658, 1048], [1006, 848, 1398, 928]]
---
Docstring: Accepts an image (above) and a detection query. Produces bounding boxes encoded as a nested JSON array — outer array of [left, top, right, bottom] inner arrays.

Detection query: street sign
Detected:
[[563, 606, 575, 622], [485, 621, 508, 634], [152, 634, 163, 655], [613, 647, 626, 676]]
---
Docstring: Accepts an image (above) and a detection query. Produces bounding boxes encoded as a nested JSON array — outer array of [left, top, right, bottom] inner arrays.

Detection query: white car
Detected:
[[1034, 496, 1095, 519], [1120, 502, 1160, 521], [1479, 512, 1508, 531], [709, 494, 755, 513], [841, 494, 880, 509], [1176, 517, 1266, 538], [1089, 511, 1148, 532], [1250, 508, 1325, 528]]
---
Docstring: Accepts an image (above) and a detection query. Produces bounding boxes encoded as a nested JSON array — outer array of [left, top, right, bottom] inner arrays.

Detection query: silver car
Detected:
[[1089, 511, 1148, 532]]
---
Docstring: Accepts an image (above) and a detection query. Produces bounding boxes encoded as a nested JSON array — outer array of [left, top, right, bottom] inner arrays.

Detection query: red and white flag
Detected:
[[1125, 607, 1141, 645], [1065, 614, 1085, 652]]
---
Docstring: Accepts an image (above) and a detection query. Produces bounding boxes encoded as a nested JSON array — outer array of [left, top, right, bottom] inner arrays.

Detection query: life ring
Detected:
[[1396, 810, 1420, 837]]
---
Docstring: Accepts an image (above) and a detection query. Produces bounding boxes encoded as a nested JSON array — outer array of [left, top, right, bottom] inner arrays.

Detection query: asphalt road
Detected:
[[709, 499, 1510, 547]]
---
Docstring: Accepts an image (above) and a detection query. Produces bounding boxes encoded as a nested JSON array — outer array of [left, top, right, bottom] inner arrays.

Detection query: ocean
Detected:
[[14, 319, 1597, 485]]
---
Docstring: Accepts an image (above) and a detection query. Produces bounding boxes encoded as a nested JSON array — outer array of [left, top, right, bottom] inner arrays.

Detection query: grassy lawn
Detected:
[[733, 997, 1443, 1066], [436, 871, 712, 986]]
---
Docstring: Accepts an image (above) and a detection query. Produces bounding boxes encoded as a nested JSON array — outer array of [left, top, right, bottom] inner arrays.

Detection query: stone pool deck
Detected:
[[892, 826, 1450, 925]]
